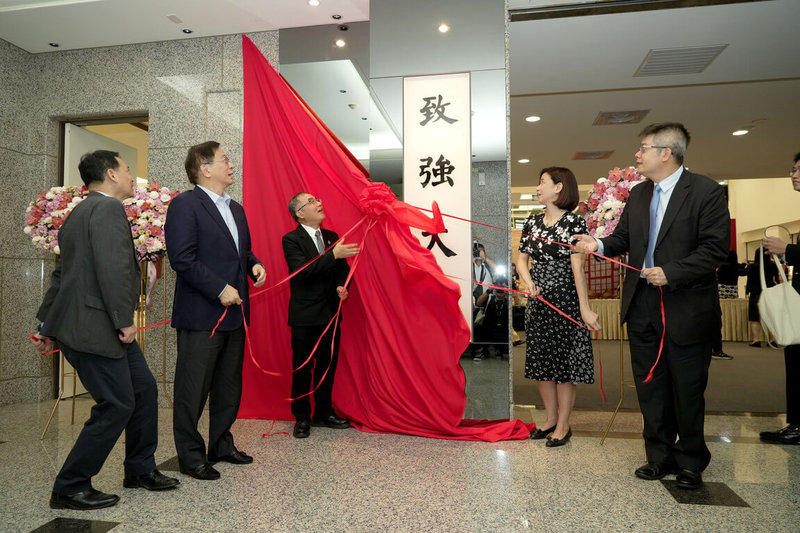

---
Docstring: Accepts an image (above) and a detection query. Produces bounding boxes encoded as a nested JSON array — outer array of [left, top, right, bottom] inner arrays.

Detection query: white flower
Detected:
[[137, 235, 146, 243], [53, 245, 60, 254], [595, 226, 605, 238], [45, 192, 54, 200], [160, 193, 170, 202], [149, 191, 159, 199], [597, 178, 608, 184], [148, 240, 164, 251], [604, 210, 615, 220], [602, 200, 614, 209], [136, 199, 144, 206], [151, 218, 163, 227], [24, 226, 32, 234]]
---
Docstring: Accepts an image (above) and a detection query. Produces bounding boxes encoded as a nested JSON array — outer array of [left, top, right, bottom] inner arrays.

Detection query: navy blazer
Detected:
[[165, 187, 262, 331], [601, 169, 730, 345], [282, 225, 349, 327]]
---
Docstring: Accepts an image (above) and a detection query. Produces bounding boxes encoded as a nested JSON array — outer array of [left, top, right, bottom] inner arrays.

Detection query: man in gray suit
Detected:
[[33, 150, 179, 510]]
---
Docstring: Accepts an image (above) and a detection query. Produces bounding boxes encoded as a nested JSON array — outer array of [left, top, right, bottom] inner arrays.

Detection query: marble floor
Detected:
[[1, 393, 798, 533]]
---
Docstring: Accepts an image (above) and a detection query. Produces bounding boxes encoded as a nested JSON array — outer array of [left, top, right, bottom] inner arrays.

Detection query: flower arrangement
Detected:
[[578, 166, 644, 238], [24, 182, 180, 262], [24, 185, 88, 254], [124, 182, 180, 262]]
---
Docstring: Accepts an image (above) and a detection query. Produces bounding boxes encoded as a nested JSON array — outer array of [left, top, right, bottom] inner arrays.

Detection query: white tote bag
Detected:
[[758, 244, 800, 346]]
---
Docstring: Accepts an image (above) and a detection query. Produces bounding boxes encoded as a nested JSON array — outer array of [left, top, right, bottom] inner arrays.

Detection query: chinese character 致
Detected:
[[419, 95, 458, 126], [419, 155, 455, 188]]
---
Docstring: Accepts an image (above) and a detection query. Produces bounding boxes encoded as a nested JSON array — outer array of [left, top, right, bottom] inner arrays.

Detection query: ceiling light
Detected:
[[732, 129, 749, 136], [438, 23, 450, 33], [182, 29, 193, 34], [48, 42, 59, 47], [519, 194, 534, 200], [525, 115, 541, 122], [517, 159, 530, 164], [332, 14, 341, 20], [308, 0, 320, 5], [335, 39, 346, 48]]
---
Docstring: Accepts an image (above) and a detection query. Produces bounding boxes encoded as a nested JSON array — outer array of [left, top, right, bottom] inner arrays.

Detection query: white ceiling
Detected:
[[509, 0, 800, 192], [0, 0, 369, 53]]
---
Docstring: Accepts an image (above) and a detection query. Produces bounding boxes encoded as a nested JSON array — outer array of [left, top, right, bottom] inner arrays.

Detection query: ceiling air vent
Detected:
[[593, 110, 650, 126], [634, 44, 728, 77], [574, 151, 613, 160]]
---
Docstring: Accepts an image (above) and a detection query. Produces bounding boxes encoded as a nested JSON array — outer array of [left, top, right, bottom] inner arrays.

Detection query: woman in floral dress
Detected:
[[516, 167, 601, 447]]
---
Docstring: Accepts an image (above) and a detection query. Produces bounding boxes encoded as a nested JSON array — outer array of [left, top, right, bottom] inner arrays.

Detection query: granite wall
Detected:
[[0, 32, 278, 406]]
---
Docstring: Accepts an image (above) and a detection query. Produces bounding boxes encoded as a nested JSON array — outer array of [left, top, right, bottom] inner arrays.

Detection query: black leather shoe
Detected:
[[293, 418, 311, 438], [530, 425, 556, 440], [545, 428, 572, 447], [635, 462, 679, 480], [49, 489, 119, 510], [676, 469, 703, 490], [209, 449, 253, 464], [312, 414, 350, 429], [178, 461, 220, 480], [760, 424, 800, 445], [123, 469, 180, 490], [749, 341, 761, 347]]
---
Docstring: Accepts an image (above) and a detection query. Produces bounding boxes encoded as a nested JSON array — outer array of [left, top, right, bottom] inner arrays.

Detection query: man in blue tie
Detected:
[[574, 123, 730, 489], [166, 141, 266, 480], [282, 193, 359, 438]]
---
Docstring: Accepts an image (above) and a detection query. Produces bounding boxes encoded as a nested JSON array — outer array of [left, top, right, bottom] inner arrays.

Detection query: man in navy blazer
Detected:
[[166, 141, 266, 480], [575, 123, 730, 490], [282, 192, 359, 438]]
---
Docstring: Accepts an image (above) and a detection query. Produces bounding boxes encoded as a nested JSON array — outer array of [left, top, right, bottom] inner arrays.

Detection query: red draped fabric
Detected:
[[239, 36, 533, 441]]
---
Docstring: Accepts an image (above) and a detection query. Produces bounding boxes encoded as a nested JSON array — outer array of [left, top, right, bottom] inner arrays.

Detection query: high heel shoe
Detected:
[[530, 425, 556, 440], [545, 427, 572, 447]]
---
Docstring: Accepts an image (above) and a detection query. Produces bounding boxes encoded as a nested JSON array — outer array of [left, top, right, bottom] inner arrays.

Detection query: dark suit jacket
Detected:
[[601, 169, 730, 345], [165, 187, 262, 331], [37, 191, 139, 358], [282, 226, 350, 327]]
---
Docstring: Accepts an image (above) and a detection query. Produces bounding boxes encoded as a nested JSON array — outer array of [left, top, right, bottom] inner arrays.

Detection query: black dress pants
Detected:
[[786, 343, 800, 425], [174, 327, 244, 467], [290, 324, 341, 420], [627, 281, 712, 472], [54, 341, 157, 495]]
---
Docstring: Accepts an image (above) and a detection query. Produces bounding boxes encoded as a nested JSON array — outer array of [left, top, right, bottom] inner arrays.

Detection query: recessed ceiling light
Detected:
[[308, 0, 320, 5], [438, 23, 450, 33], [732, 129, 749, 136], [48, 42, 59, 47], [339, 89, 347, 93], [332, 14, 341, 20], [182, 29, 193, 34], [525, 115, 541, 123], [518, 159, 530, 164], [335, 39, 346, 48]]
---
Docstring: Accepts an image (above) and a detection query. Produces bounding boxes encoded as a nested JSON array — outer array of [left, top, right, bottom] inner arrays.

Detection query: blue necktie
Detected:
[[645, 184, 661, 269]]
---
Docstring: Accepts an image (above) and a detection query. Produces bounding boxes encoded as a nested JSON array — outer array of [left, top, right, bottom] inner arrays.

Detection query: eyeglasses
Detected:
[[202, 155, 232, 165], [297, 197, 322, 211], [639, 144, 669, 152], [791, 167, 800, 177]]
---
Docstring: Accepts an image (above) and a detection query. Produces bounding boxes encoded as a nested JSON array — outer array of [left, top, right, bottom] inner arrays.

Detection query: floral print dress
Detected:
[[519, 212, 594, 384]]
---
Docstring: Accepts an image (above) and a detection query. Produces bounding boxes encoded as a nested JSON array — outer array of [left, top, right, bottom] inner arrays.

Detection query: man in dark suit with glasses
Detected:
[[282, 192, 359, 438]]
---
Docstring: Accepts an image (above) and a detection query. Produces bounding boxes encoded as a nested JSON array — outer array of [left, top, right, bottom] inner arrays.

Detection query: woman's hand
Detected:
[[581, 307, 601, 332], [526, 281, 540, 299]]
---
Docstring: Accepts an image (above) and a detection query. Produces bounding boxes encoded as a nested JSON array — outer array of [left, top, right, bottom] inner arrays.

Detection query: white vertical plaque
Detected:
[[403, 72, 472, 325]]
